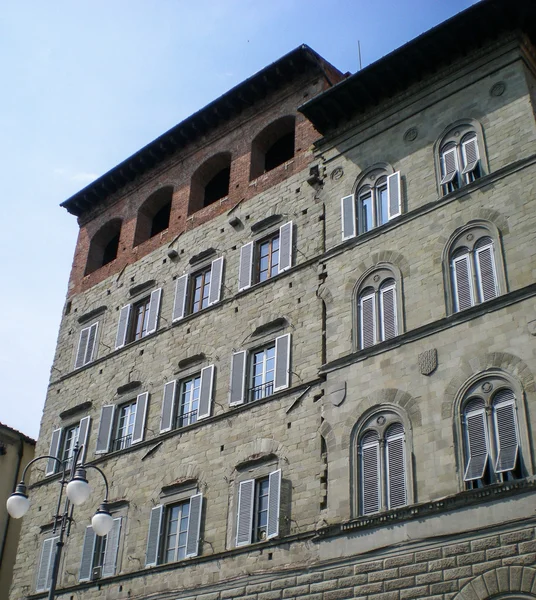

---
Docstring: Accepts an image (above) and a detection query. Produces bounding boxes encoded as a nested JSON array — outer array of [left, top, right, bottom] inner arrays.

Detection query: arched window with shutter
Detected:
[[354, 265, 403, 350], [356, 412, 409, 516], [444, 222, 505, 315], [459, 375, 525, 490], [435, 121, 487, 196]]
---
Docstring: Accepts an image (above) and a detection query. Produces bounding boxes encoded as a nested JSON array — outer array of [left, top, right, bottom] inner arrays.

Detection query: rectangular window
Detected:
[[46, 416, 91, 476], [60, 423, 81, 469], [163, 502, 190, 563], [74, 322, 99, 369], [253, 477, 270, 542], [177, 374, 201, 428], [190, 267, 211, 314], [115, 289, 162, 350], [257, 233, 280, 282], [79, 518, 123, 581], [249, 345, 275, 402], [111, 401, 137, 452], [36, 536, 59, 592]]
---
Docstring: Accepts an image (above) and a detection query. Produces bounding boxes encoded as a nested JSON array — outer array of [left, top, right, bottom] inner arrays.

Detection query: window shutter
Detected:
[[160, 381, 176, 433], [341, 194, 356, 241], [440, 147, 458, 184], [208, 257, 224, 306], [36, 537, 58, 592], [229, 351, 246, 406], [360, 292, 376, 349], [238, 242, 254, 292], [185, 493, 203, 558], [380, 284, 397, 341], [198, 365, 215, 420], [115, 305, 131, 350], [361, 434, 380, 515], [493, 390, 519, 473], [452, 254, 474, 312], [75, 326, 90, 369], [274, 333, 291, 392], [145, 288, 162, 335], [132, 392, 149, 444], [475, 242, 498, 302], [386, 424, 407, 509], [145, 505, 163, 567], [84, 322, 99, 365], [387, 171, 402, 220], [45, 428, 62, 476], [78, 526, 96, 582], [95, 405, 115, 454], [461, 136, 479, 175], [266, 469, 282, 540], [236, 479, 255, 547], [463, 402, 489, 481], [76, 416, 91, 464], [278, 222, 293, 273], [102, 517, 122, 577], [172, 275, 188, 322]]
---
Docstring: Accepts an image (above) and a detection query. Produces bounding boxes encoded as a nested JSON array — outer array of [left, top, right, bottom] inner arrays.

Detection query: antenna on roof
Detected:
[[358, 40, 362, 71]]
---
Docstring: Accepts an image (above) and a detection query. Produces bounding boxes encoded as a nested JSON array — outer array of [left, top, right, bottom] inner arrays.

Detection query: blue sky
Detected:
[[0, 0, 478, 439]]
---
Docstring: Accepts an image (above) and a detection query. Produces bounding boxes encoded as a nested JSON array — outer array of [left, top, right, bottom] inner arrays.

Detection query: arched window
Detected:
[[341, 164, 401, 240], [460, 377, 524, 489], [85, 219, 122, 275], [189, 153, 232, 214], [250, 116, 295, 180], [133, 186, 173, 246], [436, 121, 486, 196], [445, 222, 505, 314], [358, 414, 408, 515], [355, 265, 402, 350]]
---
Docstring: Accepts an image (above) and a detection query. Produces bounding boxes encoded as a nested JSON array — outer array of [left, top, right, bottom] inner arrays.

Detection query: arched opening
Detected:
[[189, 153, 232, 214], [133, 186, 173, 246], [250, 116, 295, 180], [85, 219, 122, 275]]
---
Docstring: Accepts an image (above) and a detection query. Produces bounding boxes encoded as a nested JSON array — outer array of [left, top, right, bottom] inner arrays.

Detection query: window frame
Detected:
[[35, 535, 59, 592], [79, 516, 123, 582], [115, 288, 162, 350], [45, 416, 91, 476], [111, 400, 137, 452], [249, 343, 276, 402], [74, 321, 99, 369]]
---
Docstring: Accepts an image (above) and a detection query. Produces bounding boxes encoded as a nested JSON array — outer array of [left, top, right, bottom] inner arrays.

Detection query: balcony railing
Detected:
[[111, 434, 132, 452], [248, 381, 274, 402], [176, 409, 198, 429]]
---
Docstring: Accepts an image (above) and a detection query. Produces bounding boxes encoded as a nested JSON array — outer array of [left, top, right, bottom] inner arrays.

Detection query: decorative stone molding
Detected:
[[453, 565, 536, 600]]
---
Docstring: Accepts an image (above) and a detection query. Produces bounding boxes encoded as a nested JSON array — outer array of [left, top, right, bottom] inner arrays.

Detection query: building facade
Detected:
[[9, 1, 536, 599], [0, 423, 35, 599]]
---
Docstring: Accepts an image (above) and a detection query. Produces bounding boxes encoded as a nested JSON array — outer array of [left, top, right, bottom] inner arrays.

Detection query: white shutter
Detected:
[[172, 275, 188, 322], [132, 392, 149, 444], [360, 292, 376, 349], [273, 333, 291, 392], [361, 434, 381, 515], [278, 222, 293, 273], [463, 401, 489, 481], [79, 526, 96, 582], [475, 242, 498, 302], [380, 284, 397, 341], [75, 326, 90, 369], [185, 494, 203, 558], [238, 242, 254, 292], [77, 416, 91, 464], [160, 381, 176, 433], [229, 351, 247, 406], [95, 405, 115, 454], [266, 469, 281, 540], [440, 147, 458, 185], [236, 479, 255, 547], [452, 253, 474, 312], [145, 506, 163, 567], [341, 194, 356, 241], [461, 136, 479, 175], [36, 537, 58, 592], [45, 428, 62, 476], [197, 365, 215, 420], [84, 322, 99, 365], [207, 257, 224, 306], [102, 518, 122, 577], [493, 390, 519, 473], [387, 171, 402, 220], [115, 305, 131, 349], [145, 288, 162, 335], [386, 424, 407, 509]]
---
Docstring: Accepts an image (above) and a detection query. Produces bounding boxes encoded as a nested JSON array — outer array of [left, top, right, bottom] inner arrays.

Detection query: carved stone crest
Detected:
[[418, 349, 438, 376], [329, 381, 347, 406]]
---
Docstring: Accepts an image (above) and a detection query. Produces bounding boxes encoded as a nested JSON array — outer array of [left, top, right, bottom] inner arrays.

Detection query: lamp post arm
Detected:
[[84, 464, 110, 501], [18, 455, 67, 486]]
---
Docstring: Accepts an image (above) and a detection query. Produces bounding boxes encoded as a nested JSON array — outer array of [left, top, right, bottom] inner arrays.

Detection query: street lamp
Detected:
[[6, 445, 113, 600]]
